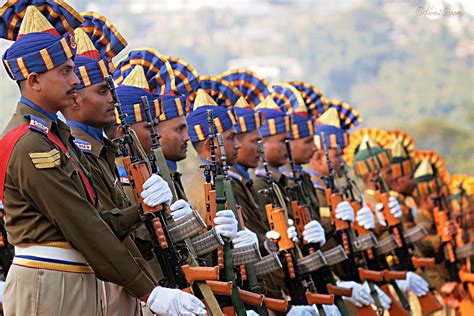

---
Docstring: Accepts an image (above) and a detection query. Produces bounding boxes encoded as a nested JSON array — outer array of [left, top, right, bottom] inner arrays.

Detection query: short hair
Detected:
[[192, 140, 205, 152]]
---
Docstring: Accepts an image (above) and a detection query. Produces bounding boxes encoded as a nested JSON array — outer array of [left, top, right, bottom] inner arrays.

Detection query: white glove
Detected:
[[322, 304, 341, 316], [337, 281, 373, 307], [287, 305, 318, 316], [388, 196, 402, 218], [170, 199, 193, 221], [303, 220, 326, 245], [375, 197, 402, 222], [213, 210, 238, 239], [146, 286, 206, 315], [141, 174, 172, 207], [287, 219, 299, 242], [246, 310, 259, 316], [356, 205, 375, 230], [335, 201, 355, 222], [233, 228, 259, 249], [396, 272, 429, 297], [361, 283, 391, 310]]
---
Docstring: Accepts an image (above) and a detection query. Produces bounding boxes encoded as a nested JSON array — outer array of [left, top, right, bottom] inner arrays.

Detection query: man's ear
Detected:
[[27, 72, 41, 92], [315, 149, 324, 163], [115, 124, 124, 138], [204, 138, 211, 151]]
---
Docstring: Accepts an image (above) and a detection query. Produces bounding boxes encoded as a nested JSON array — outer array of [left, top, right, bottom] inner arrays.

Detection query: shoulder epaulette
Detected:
[[117, 166, 130, 185], [255, 167, 269, 178], [228, 170, 243, 182], [73, 138, 92, 154], [25, 115, 49, 135]]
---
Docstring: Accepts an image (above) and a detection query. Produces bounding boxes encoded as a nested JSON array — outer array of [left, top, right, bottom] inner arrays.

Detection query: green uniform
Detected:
[[71, 126, 158, 316], [1, 103, 155, 298]]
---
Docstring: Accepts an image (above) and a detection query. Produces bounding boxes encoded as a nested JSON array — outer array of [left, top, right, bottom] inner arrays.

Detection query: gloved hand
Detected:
[[141, 174, 173, 207], [287, 219, 299, 242], [396, 272, 429, 297], [375, 197, 402, 217], [146, 286, 206, 315], [337, 280, 373, 307], [246, 310, 259, 316], [233, 228, 259, 249], [361, 283, 391, 310], [214, 210, 238, 239], [170, 199, 193, 221], [287, 305, 318, 316], [335, 201, 355, 222], [303, 220, 326, 245], [322, 304, 341, 316], [356, 205, 375, 230]]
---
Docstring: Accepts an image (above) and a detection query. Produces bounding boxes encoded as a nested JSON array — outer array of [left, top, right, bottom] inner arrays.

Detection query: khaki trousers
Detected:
[[4, 264, 102, 316], [102, 282, 141, 316]]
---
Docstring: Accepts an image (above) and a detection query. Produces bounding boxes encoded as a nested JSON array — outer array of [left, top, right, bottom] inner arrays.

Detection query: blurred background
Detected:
[[0, 0, 472, 173]]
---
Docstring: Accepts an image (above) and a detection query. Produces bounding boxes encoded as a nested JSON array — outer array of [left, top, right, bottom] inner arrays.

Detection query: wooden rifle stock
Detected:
[[291, 200, 311, 245], [237, 288, 265, 307], [326, 189, 349, 230], [411, 256, 436, 268], [437, 209, 457, 263], [181, 265, 220, 284], [383, 270, 406, 282], [358, 268, 384, 282], [263, 297, 289, 312], [265, 204, 294, 251], [305, 292, 335, 305], [327, 284, 353, 297], [207, 281, 233, 296], [379, 284, 410, 316], [417, 292, 443, 314]]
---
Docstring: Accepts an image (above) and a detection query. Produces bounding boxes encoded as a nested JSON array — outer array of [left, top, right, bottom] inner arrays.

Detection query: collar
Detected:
[[67, 121, 104, 142], [306, 168, 322, 179], [69, 124, 106, 158], [166, 160, 178, 172], [234, 164, 251, 181], [20, 97, 57, 123]]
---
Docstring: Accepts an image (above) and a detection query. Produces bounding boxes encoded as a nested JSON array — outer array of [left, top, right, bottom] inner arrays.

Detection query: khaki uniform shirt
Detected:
[[1, 103, 154, 297]]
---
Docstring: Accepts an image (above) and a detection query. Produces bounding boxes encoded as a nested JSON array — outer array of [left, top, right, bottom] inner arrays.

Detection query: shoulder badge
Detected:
[[73, 138, 92, 154], [117, 166, 130, 185], [26, 115, 49, 135], [278, 167, 294, 179], [29, 149, 61, 169], [312, 180, 325, 190], [228, 170, 243, 182]]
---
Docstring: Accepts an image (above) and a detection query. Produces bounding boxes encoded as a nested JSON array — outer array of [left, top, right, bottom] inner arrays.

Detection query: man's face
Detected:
[[263, 133, 288, 168], [157, 116, 189, 162], [236, 130, 261, 168], [38, 59, 79, 111], [390, 174, 417, 196], [131, 121, 153, 155], [380, 165, 394, 189], [290, 135, 317, 165], [311, 147, 341, 176], [216, 128, 241, 166], [73, 81, 115, 128]]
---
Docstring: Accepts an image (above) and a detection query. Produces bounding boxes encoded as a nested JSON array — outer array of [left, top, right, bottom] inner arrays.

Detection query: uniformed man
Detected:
[[0, 3, 204, 315], [61, 13, 161, 316], [308, 100, 389, 310], [387, 130, 418, 229], [344, 128, 430, 301], [250, 93, 336, 315]]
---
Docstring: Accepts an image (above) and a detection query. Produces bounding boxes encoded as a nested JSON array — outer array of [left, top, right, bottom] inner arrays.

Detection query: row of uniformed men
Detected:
[[0, 1, 472, 315]]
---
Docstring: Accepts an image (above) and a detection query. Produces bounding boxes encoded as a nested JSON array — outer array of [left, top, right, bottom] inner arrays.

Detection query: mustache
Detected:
[[67, 88, 77, 94]]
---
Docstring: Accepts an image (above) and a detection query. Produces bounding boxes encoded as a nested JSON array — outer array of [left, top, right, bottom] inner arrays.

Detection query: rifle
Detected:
[[365, 141, 432, 314], [284, 139, 350, 315], [0, 210, 13, 278], [216, 133, 268, 314], [141, 96, 224, 315], [206, 110, 246, 316], [257, 140, 335, 309], [107, 76, 188, 289]]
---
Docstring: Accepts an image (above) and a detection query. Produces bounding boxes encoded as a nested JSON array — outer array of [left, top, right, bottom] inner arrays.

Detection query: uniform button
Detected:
[[38, 270, 44, 276]]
